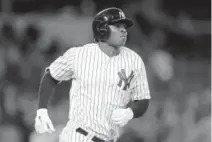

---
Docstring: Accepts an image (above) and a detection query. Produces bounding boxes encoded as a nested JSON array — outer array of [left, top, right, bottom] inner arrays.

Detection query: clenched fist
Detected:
[[34, 109, 55, 134], [112, 108, 134, 127]]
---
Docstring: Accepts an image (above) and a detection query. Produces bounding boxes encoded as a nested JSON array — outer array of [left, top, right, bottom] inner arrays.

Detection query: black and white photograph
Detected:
[[0, 0, 211, 142]]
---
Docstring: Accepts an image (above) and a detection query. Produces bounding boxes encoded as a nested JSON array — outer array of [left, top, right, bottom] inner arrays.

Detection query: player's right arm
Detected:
[[35, 47, 76, 134]]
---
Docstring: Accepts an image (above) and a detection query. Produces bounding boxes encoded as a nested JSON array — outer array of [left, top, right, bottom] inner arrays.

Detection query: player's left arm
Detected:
[[112, 57, 151, 127], [128, 57, 151, 118]]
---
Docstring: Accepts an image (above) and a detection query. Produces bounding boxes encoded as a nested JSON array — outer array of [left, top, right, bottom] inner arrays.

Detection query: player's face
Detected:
[[107, 23, 127, 48]]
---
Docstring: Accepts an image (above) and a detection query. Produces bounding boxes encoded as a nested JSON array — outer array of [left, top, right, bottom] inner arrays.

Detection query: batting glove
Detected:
[[112, 108, 134, 127], [34, 109, 55, 134]]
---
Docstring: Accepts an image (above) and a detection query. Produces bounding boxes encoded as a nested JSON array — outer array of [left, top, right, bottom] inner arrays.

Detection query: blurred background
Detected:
[[0, 0, 211, 142]]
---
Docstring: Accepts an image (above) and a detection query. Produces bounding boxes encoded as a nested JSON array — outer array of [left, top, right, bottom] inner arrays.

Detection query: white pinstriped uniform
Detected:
[[48, 43, 151, 142]]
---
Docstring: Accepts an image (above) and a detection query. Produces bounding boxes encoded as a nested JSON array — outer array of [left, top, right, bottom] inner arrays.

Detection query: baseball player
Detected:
[[34, 7, 151, 142]]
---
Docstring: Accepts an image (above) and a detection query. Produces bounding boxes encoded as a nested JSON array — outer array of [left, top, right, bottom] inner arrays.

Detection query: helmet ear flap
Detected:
[[99, 23, 110, 37], [99, 23, 107, 34], [93, 20, 110, 41]]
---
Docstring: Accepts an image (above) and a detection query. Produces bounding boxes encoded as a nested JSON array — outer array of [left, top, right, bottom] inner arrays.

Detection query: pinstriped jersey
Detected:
[[48, 43, 151, 140]]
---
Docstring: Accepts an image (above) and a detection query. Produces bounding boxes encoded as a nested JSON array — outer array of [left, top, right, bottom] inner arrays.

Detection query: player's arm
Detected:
[[35, 47, 76, 134], [38, 69, 60, 109], [128, 57, 151, 118], [112, 57, 151, 127], [34, 70, 58, 134], [37, 47, 76, 109], [127, 99, 149, 118]]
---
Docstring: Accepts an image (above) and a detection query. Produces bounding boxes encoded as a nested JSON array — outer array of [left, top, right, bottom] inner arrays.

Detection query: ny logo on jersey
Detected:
[[118, 69, 134, 90]]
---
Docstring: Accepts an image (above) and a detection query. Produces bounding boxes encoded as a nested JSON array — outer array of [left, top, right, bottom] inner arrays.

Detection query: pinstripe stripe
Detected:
[[94, 46, 100, 133], [50, 43, 150, 141]]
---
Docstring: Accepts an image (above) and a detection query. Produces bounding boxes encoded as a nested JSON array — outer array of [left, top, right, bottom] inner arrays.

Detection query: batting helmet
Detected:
[[92, 7, 134, 41]]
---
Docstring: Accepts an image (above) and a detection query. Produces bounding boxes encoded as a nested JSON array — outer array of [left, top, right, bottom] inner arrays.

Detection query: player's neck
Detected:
[[98, 42, 120, 57]]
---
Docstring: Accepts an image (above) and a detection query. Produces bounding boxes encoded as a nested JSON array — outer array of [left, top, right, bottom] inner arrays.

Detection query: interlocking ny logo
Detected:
[[118, 69, 134, 90], [119, 11, 125, 19]]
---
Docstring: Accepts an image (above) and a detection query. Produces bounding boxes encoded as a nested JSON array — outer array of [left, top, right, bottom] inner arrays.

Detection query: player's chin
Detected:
[[113, 40, 126, 48], [120, 38, 126, 45], [119, 41, 126, 47]]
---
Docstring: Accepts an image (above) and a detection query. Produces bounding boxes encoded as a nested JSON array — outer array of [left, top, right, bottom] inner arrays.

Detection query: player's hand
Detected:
[[34, 109, 55, 134], [112, 108, 134, 127]]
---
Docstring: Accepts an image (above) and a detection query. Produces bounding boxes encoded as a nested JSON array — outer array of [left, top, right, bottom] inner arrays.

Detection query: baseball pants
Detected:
[[59, 122, 115, 142]]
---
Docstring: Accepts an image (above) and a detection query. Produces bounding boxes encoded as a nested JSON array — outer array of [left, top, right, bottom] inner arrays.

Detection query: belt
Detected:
[[76, 127, 105, 142]]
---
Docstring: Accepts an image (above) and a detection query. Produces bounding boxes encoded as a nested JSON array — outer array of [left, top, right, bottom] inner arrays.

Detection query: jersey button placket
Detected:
[[102, 58, 111, 101]]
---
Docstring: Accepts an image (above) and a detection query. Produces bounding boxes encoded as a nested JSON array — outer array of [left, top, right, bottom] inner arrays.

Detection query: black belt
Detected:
[[76, 127, 105, 142]]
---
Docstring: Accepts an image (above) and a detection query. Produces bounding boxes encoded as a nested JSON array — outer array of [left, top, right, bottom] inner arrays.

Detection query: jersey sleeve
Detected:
[[47, 47, 77, 82], [130, 57, 151, 101]]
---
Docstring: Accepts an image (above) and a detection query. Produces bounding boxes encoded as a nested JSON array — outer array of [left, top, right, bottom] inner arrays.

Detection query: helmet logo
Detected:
[[119, 11, 125, 19], [103, 16, 108, 21]]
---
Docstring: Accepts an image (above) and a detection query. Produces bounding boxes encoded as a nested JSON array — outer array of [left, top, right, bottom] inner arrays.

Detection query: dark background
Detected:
[[0, 0, 211, 142]]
